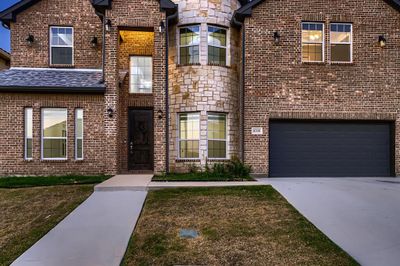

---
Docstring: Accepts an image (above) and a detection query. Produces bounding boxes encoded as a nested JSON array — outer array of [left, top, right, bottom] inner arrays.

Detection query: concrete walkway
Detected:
[[259, 177, 400, 266], [12, 175, 149, 266]]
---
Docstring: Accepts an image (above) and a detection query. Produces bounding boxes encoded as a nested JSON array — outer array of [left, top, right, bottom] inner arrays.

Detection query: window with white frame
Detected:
[[207, 113, 227, 159], [179, 25, 200, 65], [301, 22, 324, 62], [130, 56, 153, 93], [75, 109, 83, 160], [208, 26, 227, 65], [178, 113, 200, 159], [25, 108, 33, 160], [50, 26, 73, 65], [330, 23, 352, 63], [42, 109, 67, 160]]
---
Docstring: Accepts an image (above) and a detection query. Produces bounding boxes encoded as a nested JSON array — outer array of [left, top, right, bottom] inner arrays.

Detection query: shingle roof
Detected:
[[0, 48, 10, 61], [0, 68, 105, 93]]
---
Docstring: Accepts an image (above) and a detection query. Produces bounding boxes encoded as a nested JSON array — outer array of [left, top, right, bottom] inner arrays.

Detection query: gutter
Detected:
[[232, 16, 246, 163], [95, 10, 106, 83], [165, 8, 178, 174]]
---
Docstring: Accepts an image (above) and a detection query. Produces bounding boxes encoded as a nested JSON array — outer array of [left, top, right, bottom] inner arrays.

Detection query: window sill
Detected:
[[177, 63, 201, 67], [40, 159, 68, 162], [301, 61, 326, 65], [329, 61, 354, 65], [128, 93, 153, 96], [176, 158, 201, 162], [207, 63, 230, 68], [207, 158, 230, 162]]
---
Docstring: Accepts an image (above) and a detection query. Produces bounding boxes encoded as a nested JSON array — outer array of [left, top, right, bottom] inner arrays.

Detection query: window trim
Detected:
[[41, 108, 68, 161], [75, 108, 83, 160], [207, 112, 228, 160], [49, 26, 74, 66], [207, 25, 228, 66], [24, 108, 33, 160], [177, 112, 200, 159], [129, 55, 153, 94], [330, 23, 353, 63], [301, 22, 325, 63], [178, 24, 201, 65]]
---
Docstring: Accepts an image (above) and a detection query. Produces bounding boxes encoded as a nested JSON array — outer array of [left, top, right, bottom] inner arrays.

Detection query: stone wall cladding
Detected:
[[244, 0, 400, 175], [105, 0, 166, 174], [10, 0, 102, 68], [169, 0, 241, 172], [0, 93, 106, 176]]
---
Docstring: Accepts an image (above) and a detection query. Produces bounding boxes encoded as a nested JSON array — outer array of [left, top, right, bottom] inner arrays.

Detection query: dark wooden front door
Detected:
[[128, 109, 154, 170]]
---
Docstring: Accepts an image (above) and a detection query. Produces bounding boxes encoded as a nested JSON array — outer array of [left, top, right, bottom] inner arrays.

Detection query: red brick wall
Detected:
[[0, 93, 106, 176], [243, 0, 400, 175], [10, 0, 102, 68]]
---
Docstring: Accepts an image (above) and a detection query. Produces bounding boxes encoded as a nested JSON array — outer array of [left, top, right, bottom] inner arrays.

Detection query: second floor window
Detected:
[[208, 26, 227, 66], [301, 22, 324, 62], [50, 27, 73, 65], [130, 56, 153, 93], [179, 25, 200, 65], [330, 23, 352, 63]]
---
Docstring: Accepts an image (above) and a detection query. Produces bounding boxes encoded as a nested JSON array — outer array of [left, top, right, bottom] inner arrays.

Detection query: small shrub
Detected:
[[227, 157, 252, 179], [188, 163, 200, 174], [212, 163, 227, 177]]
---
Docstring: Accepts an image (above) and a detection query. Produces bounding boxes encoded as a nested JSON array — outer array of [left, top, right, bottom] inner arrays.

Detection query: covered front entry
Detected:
[[269, 120, 394, 177], [128, 109, 154, 171]]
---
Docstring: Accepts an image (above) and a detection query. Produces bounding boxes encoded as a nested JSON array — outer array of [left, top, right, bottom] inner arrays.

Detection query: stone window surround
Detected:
[[176, 23, 231, 67], [176, 111, 230, 162]]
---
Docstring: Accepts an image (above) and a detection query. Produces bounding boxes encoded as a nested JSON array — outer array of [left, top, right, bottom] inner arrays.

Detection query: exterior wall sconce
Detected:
[[273, 31, 281, 45], [107, 108, 114, 118], [378, 35, 386, 47], [105, 19, 112, 32], [91, 37, 98, 48], [159, 21, 165, 33], [157, 110, 163, 119], [26, 34, 35, 46]]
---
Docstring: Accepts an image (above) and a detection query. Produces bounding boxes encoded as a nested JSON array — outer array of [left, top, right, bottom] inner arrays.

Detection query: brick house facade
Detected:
[[0, 0, 399, 177]]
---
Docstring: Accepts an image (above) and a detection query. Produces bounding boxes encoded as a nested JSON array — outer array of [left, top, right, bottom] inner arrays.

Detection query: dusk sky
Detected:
[[0, 0, 20, 52]]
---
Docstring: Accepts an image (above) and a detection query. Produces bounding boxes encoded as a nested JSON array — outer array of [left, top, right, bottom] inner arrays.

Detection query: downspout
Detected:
[[232, 16, 245, 162], [95, 10, 106, 83], [165, 9, 178, 174]]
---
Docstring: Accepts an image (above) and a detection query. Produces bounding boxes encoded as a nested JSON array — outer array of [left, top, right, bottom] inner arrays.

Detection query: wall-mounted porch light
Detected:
[[378, 35, 386, 48], [26, 34, 35, 46], [157, 110, 163, 119], [91, 36, 98, 48], [105, 19, 112, 32], [159, 21, 165, 33], [273, 31, 281, 45], [107, 108, 114, 118]]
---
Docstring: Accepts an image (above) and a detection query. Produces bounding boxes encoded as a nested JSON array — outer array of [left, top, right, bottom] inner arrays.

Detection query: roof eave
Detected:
[[0, 85, 106, 94]]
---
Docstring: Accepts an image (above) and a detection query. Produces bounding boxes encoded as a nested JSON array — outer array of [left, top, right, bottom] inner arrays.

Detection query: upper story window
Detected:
[[208, 26, 227, 66], [330, 23, 352, 63], [130, 56, 153, 93], [179, 25, 200, 65], [42, 108, 67, 160], [301, 22, 324, 62], [50, 26, 73, 65]]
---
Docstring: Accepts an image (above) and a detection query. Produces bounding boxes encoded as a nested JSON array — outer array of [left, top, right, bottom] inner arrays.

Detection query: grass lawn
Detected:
[[153, 172, 255, 182], [122, 186, 358, 266], [0, 185, 94, 266], [0, 175, 111, 188]]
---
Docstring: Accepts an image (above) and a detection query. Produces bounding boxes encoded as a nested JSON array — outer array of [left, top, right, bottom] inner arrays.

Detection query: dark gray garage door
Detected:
[[269, 120, 394, 177]]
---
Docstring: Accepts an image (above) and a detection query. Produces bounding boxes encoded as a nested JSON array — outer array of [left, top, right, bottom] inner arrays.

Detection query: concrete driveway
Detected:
[[258, 177, 400, 266]]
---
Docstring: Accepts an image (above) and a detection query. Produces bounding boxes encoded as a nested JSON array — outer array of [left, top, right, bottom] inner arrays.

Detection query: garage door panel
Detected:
[[269, 121, 393, 177]]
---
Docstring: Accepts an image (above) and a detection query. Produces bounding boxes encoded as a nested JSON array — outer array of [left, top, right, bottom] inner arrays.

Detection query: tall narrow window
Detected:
[[330, 23, 352, 63], [50, 26, 73, 65], [130, 56, 153, 93], [302, 22, 324, 62], [25, 108, 33, 160], [207, 113, 227, 159], [42, 109, 67, 160], [179, 25, 200, 65], [178, 113, 200, 159], [75, 109, 83, 160], [208, 26, 227, 66]]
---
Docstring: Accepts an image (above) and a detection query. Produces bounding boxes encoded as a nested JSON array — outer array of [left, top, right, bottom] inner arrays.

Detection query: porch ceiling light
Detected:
[[378, 35, 386, 48], [273, 31, 281, 45], [26, 34, 34, 46]]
